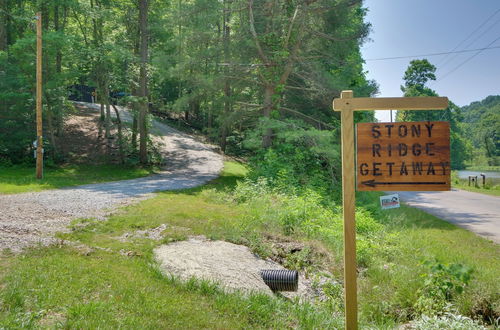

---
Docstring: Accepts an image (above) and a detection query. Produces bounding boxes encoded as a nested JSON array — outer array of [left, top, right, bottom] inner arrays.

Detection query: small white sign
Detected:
[[33, 148, 44, 158], [380, 193, 400, 210]]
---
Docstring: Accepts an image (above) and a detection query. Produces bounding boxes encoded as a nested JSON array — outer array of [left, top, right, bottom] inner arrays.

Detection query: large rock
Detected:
[[154, 236, 323, 298]]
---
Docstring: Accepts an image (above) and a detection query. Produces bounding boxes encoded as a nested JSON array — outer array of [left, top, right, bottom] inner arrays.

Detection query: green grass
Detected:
[[0, 162, 344, 329], [453, 181, 500, 196], [0, 164, 157, 194], [465, 165, 500, 172], [357, 192, 500, 325], [451, 172, 500, 197], [1, 248, 331, 329], [0, 161, 498, 328]]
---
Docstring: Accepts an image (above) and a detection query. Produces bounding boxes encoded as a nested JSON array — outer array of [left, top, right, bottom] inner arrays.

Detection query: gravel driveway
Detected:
[[0, 103, 223, 252]]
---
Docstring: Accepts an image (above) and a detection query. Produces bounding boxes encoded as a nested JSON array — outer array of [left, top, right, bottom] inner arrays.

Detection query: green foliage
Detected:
[[402, 59, 436, 90], [359, 196, 499, 326], [230, 176, 382, 268], [232, 178, 341, 238], [1, 0, 379, 171], [283, 247, 314, 271], [0, 49, 35, 164], [461, 95, 500, 166], [245, 118, 341, 197], [320, 280, 344, 312], [414, 260, 473, 315]]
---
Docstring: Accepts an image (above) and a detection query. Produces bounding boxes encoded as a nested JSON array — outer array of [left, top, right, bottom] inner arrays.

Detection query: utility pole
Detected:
[[36, 12, 43, 179]]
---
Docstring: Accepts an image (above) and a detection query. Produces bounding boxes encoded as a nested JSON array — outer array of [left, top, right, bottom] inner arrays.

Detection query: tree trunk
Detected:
[[131, 114, 138, 150], [262, 85, 275, 148], [54, 5, 62, 74], [104, 82, 111, 139], [45, 100, 58, 159], [0, 0, 7, 51], [39, 10, 59, 157], [208, 105, 213, 129], [112, 104, 125, 164], [92, 0, 106, 124], [105, 88, 112, 160], [100, 98, 105, 121], [54, 3, 65, 136], [220, 0, 232, 153], [138, 0, 149, 164], [129, 7, 140, 154]]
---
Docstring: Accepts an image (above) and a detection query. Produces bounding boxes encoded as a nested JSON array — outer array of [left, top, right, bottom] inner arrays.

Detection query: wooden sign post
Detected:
[[332, 91, 448, 329]]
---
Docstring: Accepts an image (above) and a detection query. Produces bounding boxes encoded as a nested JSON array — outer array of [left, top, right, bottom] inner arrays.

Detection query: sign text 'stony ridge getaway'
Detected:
[[356, 121, 450, 191]]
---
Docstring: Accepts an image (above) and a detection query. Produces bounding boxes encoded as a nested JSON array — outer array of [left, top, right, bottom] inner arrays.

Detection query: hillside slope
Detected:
[[461, 95, 500, 166]]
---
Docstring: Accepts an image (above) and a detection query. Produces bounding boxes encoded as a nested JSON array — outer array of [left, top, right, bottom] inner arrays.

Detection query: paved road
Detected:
[[397, 189, 500, 244], [0, 103, 223, 252]]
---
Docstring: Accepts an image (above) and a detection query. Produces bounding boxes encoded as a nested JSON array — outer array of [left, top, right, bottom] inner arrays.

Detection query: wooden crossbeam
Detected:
[[333, 96, 448, 111]]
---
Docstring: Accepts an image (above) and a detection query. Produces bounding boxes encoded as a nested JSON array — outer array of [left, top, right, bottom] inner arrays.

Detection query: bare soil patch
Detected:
[[58, 103, 126, 164]]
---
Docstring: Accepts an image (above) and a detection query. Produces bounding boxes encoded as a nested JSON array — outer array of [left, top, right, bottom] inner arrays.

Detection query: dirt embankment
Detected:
[[57, 103, 122, 164]]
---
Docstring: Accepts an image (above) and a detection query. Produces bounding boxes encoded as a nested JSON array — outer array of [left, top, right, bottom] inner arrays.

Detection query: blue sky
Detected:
[[361, 0, 500, 122]]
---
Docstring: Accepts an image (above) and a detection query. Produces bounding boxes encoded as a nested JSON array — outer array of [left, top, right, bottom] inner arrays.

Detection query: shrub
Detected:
[[414, 260, 473, 316], [244, 119, 341, 199], [229, 178, 383, 268]]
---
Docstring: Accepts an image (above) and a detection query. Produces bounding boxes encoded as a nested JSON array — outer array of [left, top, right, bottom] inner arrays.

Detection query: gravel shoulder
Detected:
[[0, 103, 223, 252]]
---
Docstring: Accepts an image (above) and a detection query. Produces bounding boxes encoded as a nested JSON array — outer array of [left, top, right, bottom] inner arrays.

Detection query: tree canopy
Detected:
[[0, 0, 377, 189], [461, 95, 500, 166], [401, 59, 436, 90]]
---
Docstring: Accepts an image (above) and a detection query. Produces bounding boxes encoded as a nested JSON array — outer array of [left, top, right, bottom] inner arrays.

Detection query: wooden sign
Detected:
[[356, 121, 450, 191]]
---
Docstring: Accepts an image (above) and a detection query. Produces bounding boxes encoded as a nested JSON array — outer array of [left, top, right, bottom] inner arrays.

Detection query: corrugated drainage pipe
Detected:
[[260, 269, 298, 292]]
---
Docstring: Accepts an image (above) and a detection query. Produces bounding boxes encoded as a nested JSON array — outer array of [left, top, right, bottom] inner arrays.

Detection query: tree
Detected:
[[402, 59, 436, 90], [399, 59, 447, 121], [138, 0, 149, 164], [397, 59, 471, 169], [219, 0, 232, 152], [245, 0, 371, 147], [0, 0, 7, 51]]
